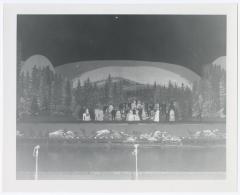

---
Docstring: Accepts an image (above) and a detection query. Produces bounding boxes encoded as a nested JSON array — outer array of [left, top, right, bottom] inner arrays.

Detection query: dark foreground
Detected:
[[16, 122, 226, 180], [17, 143, 225, 180]]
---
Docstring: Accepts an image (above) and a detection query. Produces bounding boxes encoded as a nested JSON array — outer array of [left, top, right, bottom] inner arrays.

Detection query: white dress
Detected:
[[169, 109, 175, 122], [115, 111, 122, 121], [141, 109, 147, 120], [127, 111, 134, 121], [95, 109, 103, 121], [154, 110, 160, 122], [83, 113, 91, 121]]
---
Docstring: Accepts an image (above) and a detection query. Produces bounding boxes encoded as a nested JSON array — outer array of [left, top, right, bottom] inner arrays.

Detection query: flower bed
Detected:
[[17, 127, 226, 146]]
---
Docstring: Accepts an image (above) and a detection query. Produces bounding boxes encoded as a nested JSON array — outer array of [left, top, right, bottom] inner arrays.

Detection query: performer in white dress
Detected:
[[141, 108, 147, 120], [83, 108, 91, 121], [154, 109, 160, 122], [127, 110, 134, 121], [115, 110, 122, 121], [94, 109, 103, 121], [169, 109, 175, 122]]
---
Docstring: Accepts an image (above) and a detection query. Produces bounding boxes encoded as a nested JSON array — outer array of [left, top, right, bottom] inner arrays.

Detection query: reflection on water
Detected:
[[17, 143, 225, 173]]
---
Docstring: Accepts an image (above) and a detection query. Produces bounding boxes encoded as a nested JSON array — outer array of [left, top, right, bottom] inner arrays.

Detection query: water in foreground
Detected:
[[17, 142, 225, 180], [17, 122, 226, 180]]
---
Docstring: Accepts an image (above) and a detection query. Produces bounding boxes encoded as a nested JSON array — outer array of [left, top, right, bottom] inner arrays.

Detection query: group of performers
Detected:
[[81, 99, 178, 122]]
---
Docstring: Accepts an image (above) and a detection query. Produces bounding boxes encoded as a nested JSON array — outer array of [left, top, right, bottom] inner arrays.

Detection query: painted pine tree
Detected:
[[63, 78, 72, 114], [219, 72, 226, 112]]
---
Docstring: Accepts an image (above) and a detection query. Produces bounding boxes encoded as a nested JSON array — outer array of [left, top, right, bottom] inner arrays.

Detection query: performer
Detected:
[[168, 101, 176, 122], [83, 108, 91, 121], [95, 108, 104, 121], [154, 109, 160, 122], [169, 109, 175, 122], [115, 110, 122, 121], [126, 110, 134, 121], [141, 108, 147, 120], [135, 110, 140, 121]]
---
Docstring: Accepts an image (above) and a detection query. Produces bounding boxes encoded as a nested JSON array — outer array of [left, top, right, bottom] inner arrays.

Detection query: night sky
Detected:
[[17, 15, 226, 75]]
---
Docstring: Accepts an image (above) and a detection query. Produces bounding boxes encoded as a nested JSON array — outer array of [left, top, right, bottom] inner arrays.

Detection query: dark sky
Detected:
[[17, 15, 226, 75]]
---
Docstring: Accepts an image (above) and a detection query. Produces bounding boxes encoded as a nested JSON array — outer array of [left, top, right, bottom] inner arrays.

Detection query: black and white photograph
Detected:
[[2, 2, 238, 192], [16, 14, 228, 180]]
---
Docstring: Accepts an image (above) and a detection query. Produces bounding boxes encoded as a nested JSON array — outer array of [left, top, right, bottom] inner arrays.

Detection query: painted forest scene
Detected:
[[17, 59, 226, 123]]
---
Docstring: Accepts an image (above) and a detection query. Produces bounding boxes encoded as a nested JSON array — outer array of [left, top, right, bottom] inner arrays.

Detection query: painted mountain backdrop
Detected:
[[55, 60, 201, 89]]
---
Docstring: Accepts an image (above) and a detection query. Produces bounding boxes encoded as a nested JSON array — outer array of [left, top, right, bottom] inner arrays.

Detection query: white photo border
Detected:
[[2, 3, 238, 192]]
